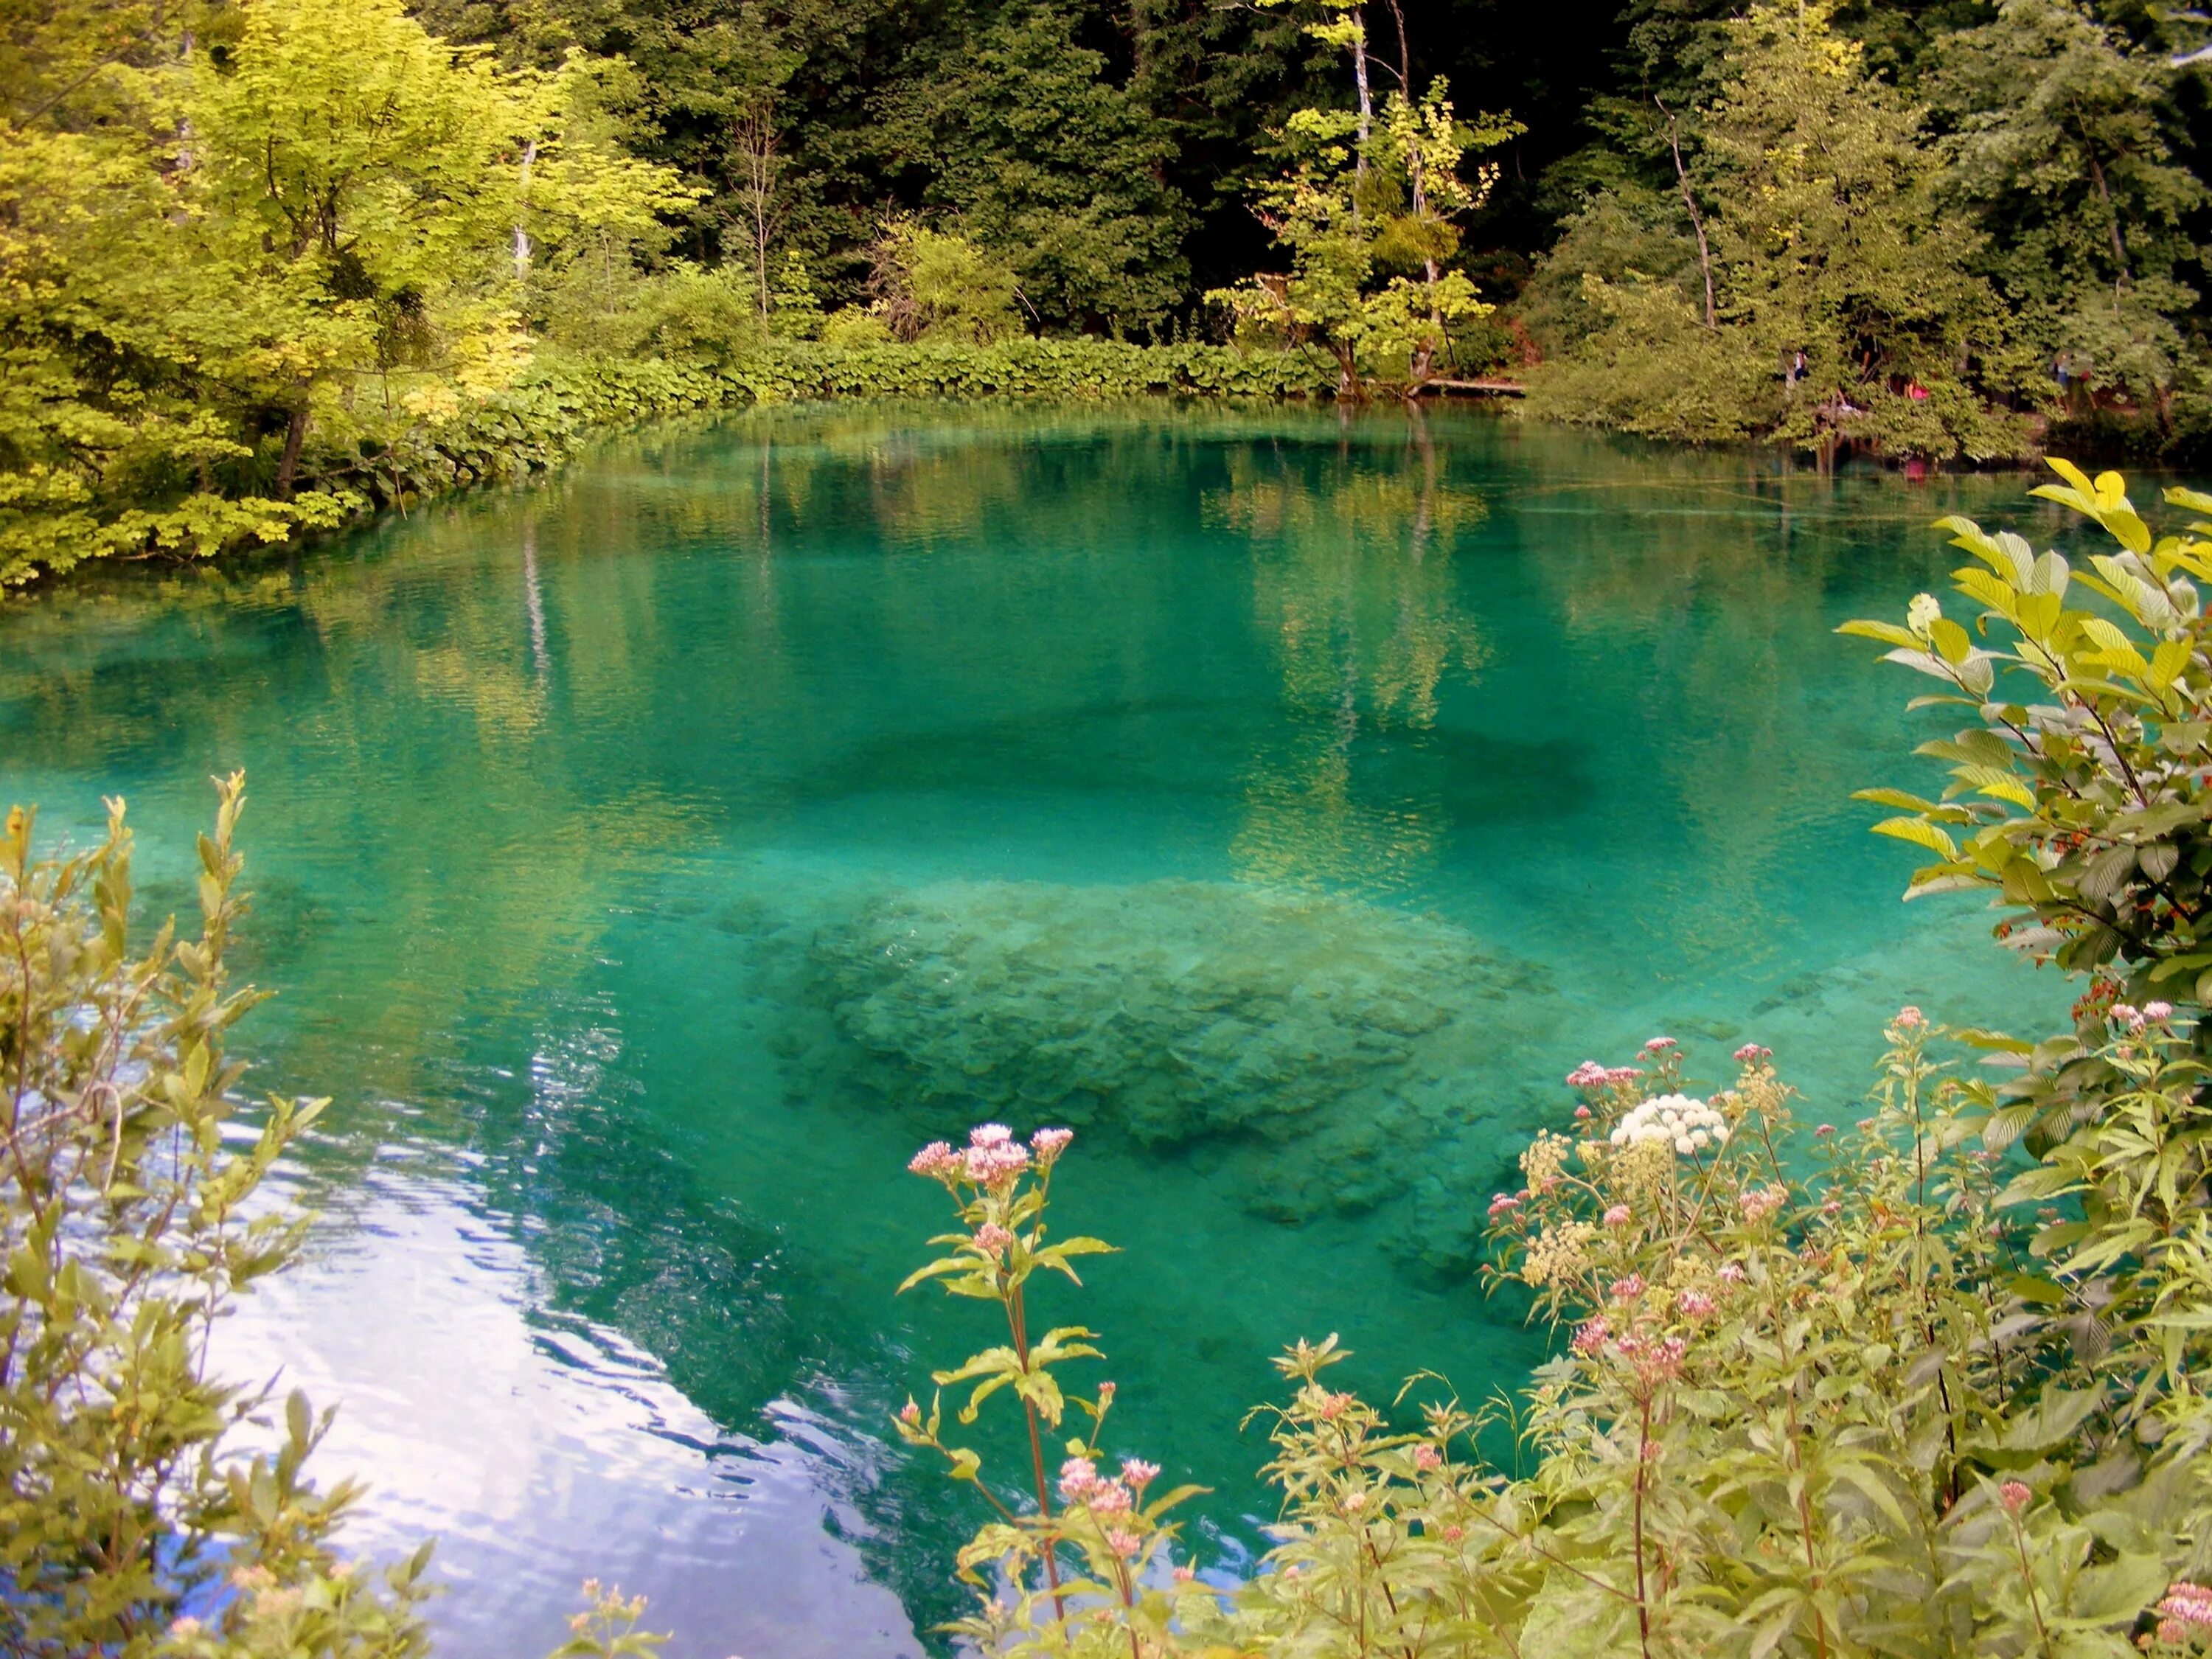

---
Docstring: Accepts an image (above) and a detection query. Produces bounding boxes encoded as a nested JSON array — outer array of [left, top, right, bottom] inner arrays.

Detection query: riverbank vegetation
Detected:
[[10, 0, 2212, 588]]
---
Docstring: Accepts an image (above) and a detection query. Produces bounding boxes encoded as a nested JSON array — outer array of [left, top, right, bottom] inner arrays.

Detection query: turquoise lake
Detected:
[[0, 403, 2084, 1655]]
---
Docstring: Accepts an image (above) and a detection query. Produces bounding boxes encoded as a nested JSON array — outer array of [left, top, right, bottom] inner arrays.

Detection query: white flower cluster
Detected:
[[1610, 1093, 1728, 1155]]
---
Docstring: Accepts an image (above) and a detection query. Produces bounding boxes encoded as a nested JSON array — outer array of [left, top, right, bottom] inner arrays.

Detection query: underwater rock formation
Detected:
[[810, 878, 1558, 1230]]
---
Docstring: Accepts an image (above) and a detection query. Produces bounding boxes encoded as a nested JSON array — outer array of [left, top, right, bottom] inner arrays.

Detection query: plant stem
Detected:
[[1006, 1283, 1067, 1621], [2011, 1516, 2053, 1656], [1632, 1394, 1654, 1659]]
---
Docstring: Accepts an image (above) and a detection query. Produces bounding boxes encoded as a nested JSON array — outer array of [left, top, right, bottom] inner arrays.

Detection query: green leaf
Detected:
[[1836, 619, 1923, 650], [1849, 787, 1958, 815], [897, 1255, 979, 1295], [1927, 616, 1972, 664], [1871, 817, 1958, 858]]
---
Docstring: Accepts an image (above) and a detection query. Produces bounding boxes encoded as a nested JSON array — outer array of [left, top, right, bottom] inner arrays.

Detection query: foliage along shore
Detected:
[[23, 0, 2212, 597]]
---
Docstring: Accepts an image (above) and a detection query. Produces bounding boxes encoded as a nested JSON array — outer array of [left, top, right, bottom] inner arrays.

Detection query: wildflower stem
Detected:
[[2009, 1514, 2053, 1657], [1006, 1281, 1066, 1621], [1783, 1382, 1831, 1659], [1632, 1393, 1654, 1659]]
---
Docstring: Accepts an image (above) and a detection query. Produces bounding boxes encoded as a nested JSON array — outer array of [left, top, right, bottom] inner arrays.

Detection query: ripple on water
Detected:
[[215, 1165, 921, 1659]]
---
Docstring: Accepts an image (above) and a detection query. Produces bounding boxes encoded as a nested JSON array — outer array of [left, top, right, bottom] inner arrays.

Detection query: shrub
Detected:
[[0, 780, 675, 1659], [868, 223, 1025, 346], [0, 775, 433, 1656]]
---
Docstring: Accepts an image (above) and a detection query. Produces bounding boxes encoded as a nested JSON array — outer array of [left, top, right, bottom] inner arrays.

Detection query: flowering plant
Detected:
[[902, 1014, 2212, 1658], [897, 1125, 1207, 1655]]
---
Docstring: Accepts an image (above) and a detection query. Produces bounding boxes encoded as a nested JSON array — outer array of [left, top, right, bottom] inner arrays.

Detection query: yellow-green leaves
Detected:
[[2031, 459, 2153, 554], [1870, 815, 1960, 858]]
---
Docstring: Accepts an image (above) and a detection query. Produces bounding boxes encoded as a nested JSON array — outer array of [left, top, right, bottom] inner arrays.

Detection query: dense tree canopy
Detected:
[[8, 0, 2212, 588]]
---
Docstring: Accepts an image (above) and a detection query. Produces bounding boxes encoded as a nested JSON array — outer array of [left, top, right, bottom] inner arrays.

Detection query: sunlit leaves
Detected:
[[0, 775, 432, 1655]]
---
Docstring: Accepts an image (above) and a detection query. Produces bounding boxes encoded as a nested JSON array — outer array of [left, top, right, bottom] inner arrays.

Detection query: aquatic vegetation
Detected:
[[813, 877, 1557, 1222]]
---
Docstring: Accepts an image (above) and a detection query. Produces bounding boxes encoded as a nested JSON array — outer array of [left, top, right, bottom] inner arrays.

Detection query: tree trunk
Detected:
[[275, 406, 307, 499], [1352, 7, 1372, 184], [1333, 340, 1360, 401], [1658, 98, 1717, 329], [2084, 141, 2132, 282], [513, 139, 536, 279]]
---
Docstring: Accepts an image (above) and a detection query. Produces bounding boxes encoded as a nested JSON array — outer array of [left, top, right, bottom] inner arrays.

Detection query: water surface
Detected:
[[0, 404, 2076, 1654]]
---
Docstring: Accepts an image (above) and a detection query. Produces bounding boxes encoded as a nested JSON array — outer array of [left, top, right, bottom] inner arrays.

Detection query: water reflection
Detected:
[[1210, 412, 1490, 891], [218, 1160, 919, 1659]]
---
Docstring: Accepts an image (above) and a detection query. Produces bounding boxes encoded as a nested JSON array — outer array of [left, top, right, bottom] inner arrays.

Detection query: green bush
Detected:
[[0, 781, 677, 1659], [1, 329, 1338, 591], [0, 776, 433, 1658]]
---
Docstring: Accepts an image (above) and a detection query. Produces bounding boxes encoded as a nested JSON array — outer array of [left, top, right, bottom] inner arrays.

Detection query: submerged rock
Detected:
[[809, 877, 1557, 1228]]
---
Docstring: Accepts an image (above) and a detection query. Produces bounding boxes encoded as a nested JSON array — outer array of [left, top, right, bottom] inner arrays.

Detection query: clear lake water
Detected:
[[0, 402, 2097, 1655]]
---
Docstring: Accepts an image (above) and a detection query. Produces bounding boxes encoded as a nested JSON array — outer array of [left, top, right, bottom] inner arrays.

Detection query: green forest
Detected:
[[7, 0, 2212, 586]]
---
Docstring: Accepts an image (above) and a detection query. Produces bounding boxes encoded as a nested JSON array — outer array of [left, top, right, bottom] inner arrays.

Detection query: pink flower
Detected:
[[2159, 1583, 2212, 1630], [1618, 1333, 1688, 1384], [1088, 1481, 1134, 1515], [1604, 1066, 1643, 1086], [969, 1123, 1014, 1147], [1413, 1445, 1442, 1472], [2146, 1001, 2174, 1022], [1120, 1457, 1160, 1489], [1893, 1006, 1925, 1030], [962, 1140, 1032, 1186], [1571, 1317, 1610, 1355], [2113, 1004, 2149, 1032], [1999, 1480, 2031, 1517], [2163, 1618, 2189, 1646], [898, 1399, 922, 1426], [908, 1141, 959, 1179], [1565, 1061, 1610, 1089], [972, 1222, 1015, 1258], [1717, 1262, 1747, 1284], [1341, 1489, 1368, 1513], [1059, 1456, 1100, 1499], [1733, 1042, 1771, 1064], [1814, 1123, 1834, 1138], [1609, 1274, 1645, 1302], [1098, 1381, 1116, 1404], [1603, 1204, 1632, 1228], [1642, 1036, 1677, 1053], [1442, 1524, 1464, 1543], [1677, 1290, 1715, 1318], [1739, 1186, 1787, 1222], [1315, 1390, 1354, 1420], [1172, 1565, 1196, 1585], [1107, 1528, 1143, 1558], [1487, 1193, 1520, 1218], [1573, 1105, 1593, 1120], [1031, 1126, 1074, 1162]]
